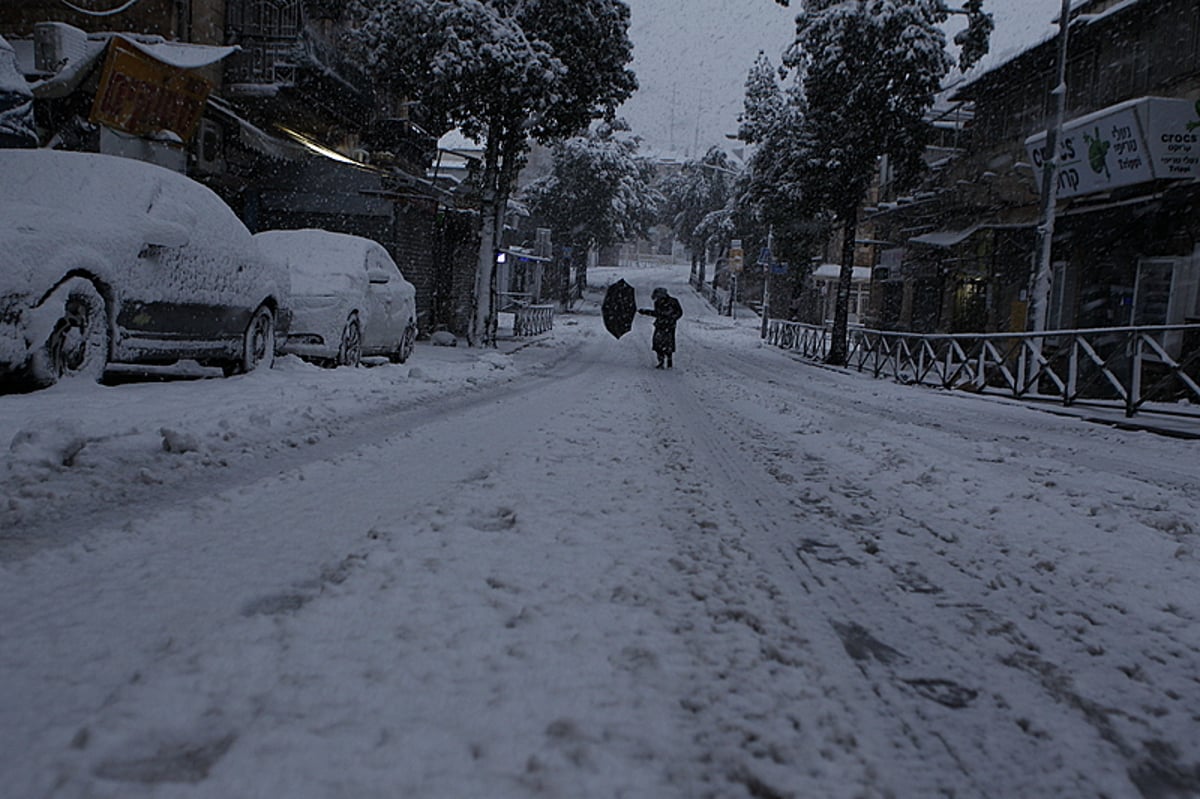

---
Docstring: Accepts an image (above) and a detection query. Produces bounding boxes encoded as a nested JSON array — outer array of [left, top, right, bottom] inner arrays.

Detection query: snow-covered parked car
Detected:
[[254, 229, 417, 366], [0, 149, 289, 390]]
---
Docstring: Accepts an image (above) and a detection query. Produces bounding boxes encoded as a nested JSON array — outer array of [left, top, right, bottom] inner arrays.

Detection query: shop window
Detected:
[[1133, 259, 1177, 327], [1048, 261, 1073, 330], [1134, 257, 1198, 358], [952, 278, 987, 332]]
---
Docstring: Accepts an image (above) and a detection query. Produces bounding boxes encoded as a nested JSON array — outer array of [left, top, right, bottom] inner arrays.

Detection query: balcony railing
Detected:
[[765, 320, 1200, 419]]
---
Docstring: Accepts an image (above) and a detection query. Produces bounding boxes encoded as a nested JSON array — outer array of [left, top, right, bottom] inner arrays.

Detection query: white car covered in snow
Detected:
[[0, 149, 290, 390], [254, 229, 417, 366]]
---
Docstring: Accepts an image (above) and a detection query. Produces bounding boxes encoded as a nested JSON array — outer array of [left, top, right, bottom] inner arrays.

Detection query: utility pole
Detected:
[[1028, 0, 1073, 334], [760, 226, 774, 339]]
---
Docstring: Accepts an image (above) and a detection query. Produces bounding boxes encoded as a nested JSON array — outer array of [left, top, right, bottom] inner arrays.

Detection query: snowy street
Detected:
[[3, 264, 1199, 798]]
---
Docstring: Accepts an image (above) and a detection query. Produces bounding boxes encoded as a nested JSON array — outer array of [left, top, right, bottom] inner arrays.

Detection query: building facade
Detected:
[[0, 0, 480, 337], [866, 0, 1200, 343]]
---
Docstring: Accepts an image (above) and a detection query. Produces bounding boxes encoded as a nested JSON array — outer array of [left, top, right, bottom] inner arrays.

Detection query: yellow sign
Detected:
[[90, 38, 212, 142], [729, 247, 744, 272]]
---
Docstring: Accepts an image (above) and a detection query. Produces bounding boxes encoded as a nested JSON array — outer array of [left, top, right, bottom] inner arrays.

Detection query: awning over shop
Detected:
[[908, 223, 1033, 248], [909, 226, 981, 248], [206, 96, 310, 161], [500, 247, 551, 263], [812, 264, 871, 282]]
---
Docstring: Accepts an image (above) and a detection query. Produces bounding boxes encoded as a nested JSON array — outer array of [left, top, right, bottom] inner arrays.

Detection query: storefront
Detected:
[[1027, 96, 1200, 346], [899, 224, 1036, 334], [811, 263, 871, 326]]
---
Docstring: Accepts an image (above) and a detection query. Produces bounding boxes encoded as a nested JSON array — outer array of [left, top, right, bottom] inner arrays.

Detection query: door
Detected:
[[1133, 257, 1198, 358], [363, 245, 403, 354]]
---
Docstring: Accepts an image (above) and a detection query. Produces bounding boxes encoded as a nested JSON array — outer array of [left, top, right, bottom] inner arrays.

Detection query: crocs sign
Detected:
[[1025, 97, 1200, 199]]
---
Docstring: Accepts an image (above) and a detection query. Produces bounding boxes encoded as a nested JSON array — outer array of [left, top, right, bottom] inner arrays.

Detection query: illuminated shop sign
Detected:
[[1025, 97, 1200, 199]]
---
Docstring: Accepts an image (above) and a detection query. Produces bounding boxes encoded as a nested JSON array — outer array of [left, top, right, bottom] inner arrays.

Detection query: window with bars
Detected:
[[225, 0, 304, 86], [227, 0, 302, 39]]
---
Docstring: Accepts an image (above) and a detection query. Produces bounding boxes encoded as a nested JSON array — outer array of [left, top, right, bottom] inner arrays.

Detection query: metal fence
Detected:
[[696, 281, 732, 316], [765, 319, 1200, 418], [512, 305, 555, 337]]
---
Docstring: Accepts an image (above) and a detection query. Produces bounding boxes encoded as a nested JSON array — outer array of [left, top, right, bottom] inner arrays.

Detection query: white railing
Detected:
[[765, 320, 1200, 419]]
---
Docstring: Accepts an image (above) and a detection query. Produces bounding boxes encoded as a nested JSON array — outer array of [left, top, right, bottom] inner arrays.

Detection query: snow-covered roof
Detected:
[[947, 0, 1146, 98], [438, 129, 484, 155], [119, 36, 238, 70], [22, 28, 237, 99], [206, 96, 310, 161], [253, 229, 373, 295]]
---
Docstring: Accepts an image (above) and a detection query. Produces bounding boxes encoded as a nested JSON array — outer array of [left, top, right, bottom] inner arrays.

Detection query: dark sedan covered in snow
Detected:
[[0, 149, 289, 390]]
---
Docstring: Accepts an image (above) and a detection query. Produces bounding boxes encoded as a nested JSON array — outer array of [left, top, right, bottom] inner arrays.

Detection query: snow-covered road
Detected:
[[3, 264, 1198, 798]]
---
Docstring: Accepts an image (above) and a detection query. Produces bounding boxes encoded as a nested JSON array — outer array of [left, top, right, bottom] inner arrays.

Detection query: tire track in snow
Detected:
[[678, 326, 1200, 797], [633, 366, 965, 797]]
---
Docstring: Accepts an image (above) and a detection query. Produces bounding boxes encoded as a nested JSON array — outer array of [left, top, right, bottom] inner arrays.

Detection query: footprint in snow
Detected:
[[93, 732, 236, 785], [469, 507, 518, 532]]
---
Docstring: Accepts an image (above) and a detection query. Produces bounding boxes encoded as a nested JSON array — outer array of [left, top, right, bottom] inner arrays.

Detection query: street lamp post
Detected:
[[760, 226, 774, 339], [1028, 0, 1073, 334]]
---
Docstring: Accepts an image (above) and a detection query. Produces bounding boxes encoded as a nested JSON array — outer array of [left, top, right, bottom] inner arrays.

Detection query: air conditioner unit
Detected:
[[33, 22, 89, 74], [194, 119, 226, 175]]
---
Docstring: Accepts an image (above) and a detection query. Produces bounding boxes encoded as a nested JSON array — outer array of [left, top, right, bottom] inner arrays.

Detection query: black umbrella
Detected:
[[601, 279, 637, 339]]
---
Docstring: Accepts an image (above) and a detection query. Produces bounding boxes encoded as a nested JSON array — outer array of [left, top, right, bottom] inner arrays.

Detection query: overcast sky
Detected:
[[617, 0, 1072, 160]]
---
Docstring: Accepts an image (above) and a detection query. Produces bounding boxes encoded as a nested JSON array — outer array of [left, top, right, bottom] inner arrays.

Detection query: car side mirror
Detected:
[[142, 220, 190, 249]]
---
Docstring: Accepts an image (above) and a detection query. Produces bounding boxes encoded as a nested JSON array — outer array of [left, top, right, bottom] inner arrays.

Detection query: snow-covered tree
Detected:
[[659, 147, 736, 284], [737, 52, 786, 147], [736, 52, 820, 240], [346, 0, 636, 345], [525, 121, 660, 296], [731, 53, 829, 311], [764, 0, 991, 364]]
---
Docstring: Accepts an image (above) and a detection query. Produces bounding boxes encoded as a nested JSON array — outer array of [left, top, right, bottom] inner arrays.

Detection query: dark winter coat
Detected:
[[638, 294, 683, 354]]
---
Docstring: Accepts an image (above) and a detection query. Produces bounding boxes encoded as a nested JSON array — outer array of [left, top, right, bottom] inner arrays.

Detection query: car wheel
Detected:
[[337, 314, 362, 367], [227, 305, 275, 376], [391, 322, 416, 364], [28, 278, 109, 387]]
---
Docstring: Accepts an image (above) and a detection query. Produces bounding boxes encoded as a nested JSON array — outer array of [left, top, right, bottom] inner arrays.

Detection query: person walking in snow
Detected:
[[638, 287, 683, 369]]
